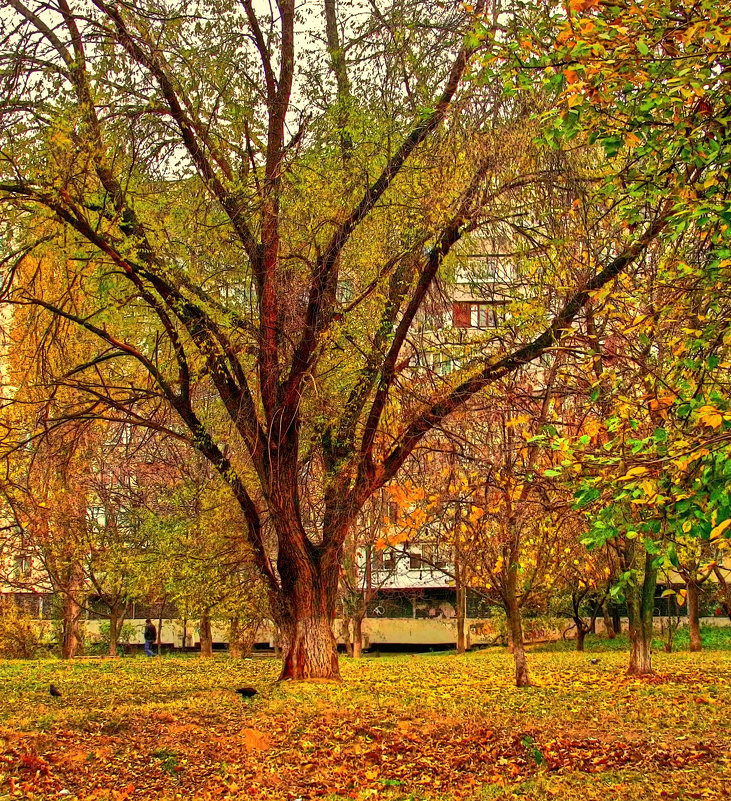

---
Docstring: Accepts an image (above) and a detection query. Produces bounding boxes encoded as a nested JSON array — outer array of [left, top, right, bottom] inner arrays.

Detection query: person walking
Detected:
[[143, 618, 157, 657]]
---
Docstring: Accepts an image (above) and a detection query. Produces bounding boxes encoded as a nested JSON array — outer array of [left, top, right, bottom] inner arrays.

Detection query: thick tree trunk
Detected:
[[576, 625, 586, 651], [686, 580, 702, 652], [276, 543, 341, 680], [199, 610, 213, 658], [61, 591, 83, 659], [626, 552, 657, 676], [279, 614, 339, 679]]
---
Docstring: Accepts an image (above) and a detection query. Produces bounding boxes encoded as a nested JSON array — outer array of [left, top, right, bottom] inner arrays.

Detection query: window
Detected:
[[409, 551, 423, 569], [452, 301, 500, 329], [470, 303, 500, 328], [420, 544, 449, 570], [13, 555, 32, 579], [336, 279, 354, 304], [373, 549, 397, 572]]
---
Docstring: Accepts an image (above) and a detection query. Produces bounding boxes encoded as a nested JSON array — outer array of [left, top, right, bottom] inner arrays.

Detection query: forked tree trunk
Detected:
[[686, 580, 702, 652], [626, 552, 657, 676], [199, 610, 213, 658]]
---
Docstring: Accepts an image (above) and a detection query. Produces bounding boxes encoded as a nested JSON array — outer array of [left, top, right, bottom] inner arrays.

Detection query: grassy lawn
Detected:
[[1, 637, 729, 801]]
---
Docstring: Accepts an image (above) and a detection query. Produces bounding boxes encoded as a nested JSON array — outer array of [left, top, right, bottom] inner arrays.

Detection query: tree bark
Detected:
[[686, 580, 702, 652], [229, 616, 243, 658], [276, 543, 341, 680], [712, 566, 731, 622], [456, 578, 466, 655], [626, 551, 657, 676], [352, 613, 364, 659], [603, 603, 616, 639], [576, 627, 586, 651], [157, 606, 164, 657], [505, 571, 530, 687], [60, 562, 85, 659], [199, 610, 213, 658], [612, 606, 622, 635], [61, 591, 83, 659], [108, 603, 126, 657]]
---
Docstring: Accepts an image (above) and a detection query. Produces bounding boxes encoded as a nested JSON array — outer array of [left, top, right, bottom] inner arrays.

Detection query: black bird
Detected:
[[49, 684, 62, 698], [235, 686, 258, 698], [590, 658, 600, 665]]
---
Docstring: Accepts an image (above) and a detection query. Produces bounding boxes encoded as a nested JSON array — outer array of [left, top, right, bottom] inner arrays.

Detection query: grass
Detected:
[[0, 634, 729, 800]]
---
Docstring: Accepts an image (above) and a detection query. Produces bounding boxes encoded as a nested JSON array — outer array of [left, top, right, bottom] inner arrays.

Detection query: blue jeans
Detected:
[[144, 639, 155, 656]]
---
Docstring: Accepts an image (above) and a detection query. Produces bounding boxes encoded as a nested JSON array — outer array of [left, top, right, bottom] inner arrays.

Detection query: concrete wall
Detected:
[[69, 614, 731, 650]]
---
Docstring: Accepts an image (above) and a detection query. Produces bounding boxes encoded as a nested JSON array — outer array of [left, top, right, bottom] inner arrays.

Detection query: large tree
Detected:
[[0, 0, 683, 678]]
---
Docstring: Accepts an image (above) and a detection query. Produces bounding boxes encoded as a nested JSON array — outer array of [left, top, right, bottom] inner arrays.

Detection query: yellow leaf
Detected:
[[618, 466, 648, 481], [698, 405, 724, 428], [710, 518, 731, 540]]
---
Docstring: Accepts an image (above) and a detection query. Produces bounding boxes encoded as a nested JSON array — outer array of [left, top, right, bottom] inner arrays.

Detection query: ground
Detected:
[[1, 634, 730, 801]]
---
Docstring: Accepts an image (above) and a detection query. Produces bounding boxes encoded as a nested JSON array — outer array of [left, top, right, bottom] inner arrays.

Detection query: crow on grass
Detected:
[[235, 686, 258, 699], [49, 684, 62, 698]]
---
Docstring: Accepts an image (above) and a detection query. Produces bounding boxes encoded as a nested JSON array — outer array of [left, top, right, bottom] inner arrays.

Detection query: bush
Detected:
[[87, 620, 137, 654], [0, 598, 45, 658]]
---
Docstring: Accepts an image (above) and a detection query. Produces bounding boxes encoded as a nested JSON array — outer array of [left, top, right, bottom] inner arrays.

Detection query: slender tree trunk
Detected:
[[571, 593, 588, 652], [603, 604, 616, 639], [108, 604, 126, 657], [612, 606, 622, 635], [713, 567, 731, 622], [504, 572, 530, 687], [626, 552, 657, 676], [352, 613, 364, 659], [686, 580, 702, 652], [109, 614, 119, 657], [456, 573, 466, 655], [342, 612, 354, 657], [199, 610, 213, 658], [157, 605, 164, 657]]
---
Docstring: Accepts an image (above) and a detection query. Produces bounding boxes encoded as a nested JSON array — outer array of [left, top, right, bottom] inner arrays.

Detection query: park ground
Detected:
[[1, 632, 730, 801]]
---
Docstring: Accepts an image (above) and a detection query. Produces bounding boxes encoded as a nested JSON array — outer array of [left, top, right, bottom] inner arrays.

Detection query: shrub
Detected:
[[0, 598, 45, 658]]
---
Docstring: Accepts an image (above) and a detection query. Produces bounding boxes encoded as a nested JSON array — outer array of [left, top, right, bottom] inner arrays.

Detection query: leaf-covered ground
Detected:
[[1, 641, 730, 801]]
